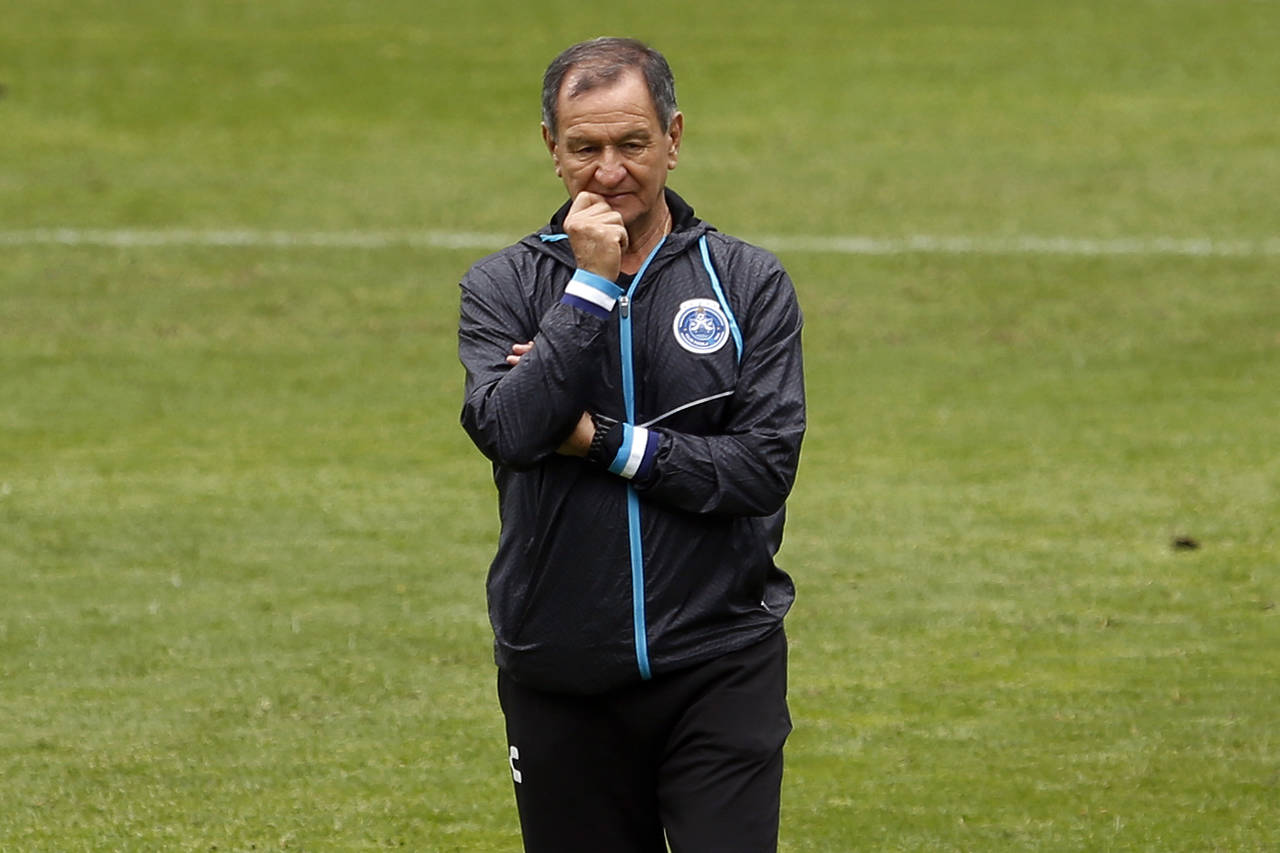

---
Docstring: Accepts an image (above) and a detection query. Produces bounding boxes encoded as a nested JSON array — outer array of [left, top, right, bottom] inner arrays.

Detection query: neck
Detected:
[[620, 202, 672, 275]]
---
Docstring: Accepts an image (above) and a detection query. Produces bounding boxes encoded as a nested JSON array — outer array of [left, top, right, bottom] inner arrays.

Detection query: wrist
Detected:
[[586, 413, 621, 465], [585, 414, 659, 482]]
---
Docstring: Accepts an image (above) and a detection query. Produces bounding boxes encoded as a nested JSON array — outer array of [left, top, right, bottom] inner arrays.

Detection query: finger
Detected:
[[571, 193, 627, 226], [569, 191, 605, 215], [506, 340, 534, 366]]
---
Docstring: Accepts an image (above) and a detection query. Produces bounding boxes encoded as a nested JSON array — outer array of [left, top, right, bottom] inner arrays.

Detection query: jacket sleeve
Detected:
[[632, 257, 805, 517], [458, 253, 617, 469]]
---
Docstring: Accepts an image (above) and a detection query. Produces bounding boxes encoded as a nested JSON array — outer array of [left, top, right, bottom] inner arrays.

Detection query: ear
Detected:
[[665, 112, 684, 170], [541, 123, 561, 177]]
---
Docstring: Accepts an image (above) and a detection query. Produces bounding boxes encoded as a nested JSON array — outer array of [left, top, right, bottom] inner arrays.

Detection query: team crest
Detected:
[[672, 299, 730, 355]]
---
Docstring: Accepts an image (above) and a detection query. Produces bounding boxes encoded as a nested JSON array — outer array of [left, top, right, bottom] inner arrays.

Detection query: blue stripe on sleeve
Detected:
[[562, 269, 623, 318]]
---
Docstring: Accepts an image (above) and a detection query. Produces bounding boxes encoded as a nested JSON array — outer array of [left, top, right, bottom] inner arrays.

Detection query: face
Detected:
[[543, 68, 683, 233]]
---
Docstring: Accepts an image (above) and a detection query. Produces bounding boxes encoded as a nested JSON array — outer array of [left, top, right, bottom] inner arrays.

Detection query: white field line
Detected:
[[0, 228, 511, 251], [761, 234, 1280, 257], [1, 228, 1278, 257]]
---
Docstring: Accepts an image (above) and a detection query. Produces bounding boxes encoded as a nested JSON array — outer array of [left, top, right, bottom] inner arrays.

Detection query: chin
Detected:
[[618, 201, 652, 224], [617, 209, 646, 229]]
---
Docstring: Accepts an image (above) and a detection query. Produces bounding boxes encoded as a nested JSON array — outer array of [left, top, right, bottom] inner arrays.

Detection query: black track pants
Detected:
[[497, 630, 791, 853]]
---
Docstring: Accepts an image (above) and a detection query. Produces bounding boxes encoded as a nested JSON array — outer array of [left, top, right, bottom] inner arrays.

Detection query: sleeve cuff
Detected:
[[586, 417, 659, 481], [606, 424, 659, 481], [562, 269, 623, 319]]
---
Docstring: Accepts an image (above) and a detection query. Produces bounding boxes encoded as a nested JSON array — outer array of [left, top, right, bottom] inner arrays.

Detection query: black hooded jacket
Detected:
[[459, 190, 805, 694]]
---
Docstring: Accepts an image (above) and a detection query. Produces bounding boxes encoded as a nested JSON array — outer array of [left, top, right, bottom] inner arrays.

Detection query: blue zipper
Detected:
[[619, 238, 666, 680]]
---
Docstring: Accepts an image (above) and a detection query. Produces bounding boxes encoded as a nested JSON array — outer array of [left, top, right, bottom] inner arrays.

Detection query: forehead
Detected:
[[556, 68, 662, 139]]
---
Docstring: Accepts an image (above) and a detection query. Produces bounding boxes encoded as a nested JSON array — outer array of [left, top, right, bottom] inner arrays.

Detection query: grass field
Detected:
[[3, 1, 1278, 850]]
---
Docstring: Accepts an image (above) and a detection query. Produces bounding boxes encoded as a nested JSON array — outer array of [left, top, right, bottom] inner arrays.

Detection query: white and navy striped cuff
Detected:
[[562, 269, 623, 319], [607, 424, 659, 480]]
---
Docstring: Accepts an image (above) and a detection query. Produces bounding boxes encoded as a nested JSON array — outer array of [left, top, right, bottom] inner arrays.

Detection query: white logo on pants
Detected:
[[509, 745, 522, 784]]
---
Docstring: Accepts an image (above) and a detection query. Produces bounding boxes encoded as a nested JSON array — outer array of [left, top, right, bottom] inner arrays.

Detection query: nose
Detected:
[[594, 147, 626, 187]]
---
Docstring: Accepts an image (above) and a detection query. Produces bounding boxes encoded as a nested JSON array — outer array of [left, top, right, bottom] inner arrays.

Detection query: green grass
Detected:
[[788, 252, 1278, 849], [3, 1, 1278, 850]]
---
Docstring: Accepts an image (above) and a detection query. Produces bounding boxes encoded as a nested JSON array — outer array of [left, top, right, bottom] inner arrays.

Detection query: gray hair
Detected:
[[541, 37, 678, 138]]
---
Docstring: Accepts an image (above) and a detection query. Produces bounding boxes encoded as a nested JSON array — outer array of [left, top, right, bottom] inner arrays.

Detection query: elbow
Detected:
[[460, 412, 544, 470], [747, 434, 804, 516], [493, 442, 548, 471], [749, 469, 797, 517], [460, 400, 555, 470]]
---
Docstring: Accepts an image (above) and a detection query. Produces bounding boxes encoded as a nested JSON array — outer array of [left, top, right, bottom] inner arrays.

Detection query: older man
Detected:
[[458, 37, 806, 853]]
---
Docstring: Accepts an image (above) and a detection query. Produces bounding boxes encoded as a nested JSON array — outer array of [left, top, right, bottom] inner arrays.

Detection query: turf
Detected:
[[2, 1, 1277, 850]]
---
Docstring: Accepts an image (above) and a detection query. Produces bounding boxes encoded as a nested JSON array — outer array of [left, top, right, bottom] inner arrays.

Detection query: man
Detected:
[[458, 37, 805, 853]]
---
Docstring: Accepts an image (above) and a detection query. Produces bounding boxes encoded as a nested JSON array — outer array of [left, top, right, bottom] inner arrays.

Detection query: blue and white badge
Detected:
[[672, 299, 730, 355]]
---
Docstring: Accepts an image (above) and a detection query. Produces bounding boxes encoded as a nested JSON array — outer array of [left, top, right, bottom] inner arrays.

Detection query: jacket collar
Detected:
[[525, 188, 710, 264]]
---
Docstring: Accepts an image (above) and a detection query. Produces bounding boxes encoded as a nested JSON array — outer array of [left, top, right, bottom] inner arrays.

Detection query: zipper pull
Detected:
[[618, 296, 630, 318]]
